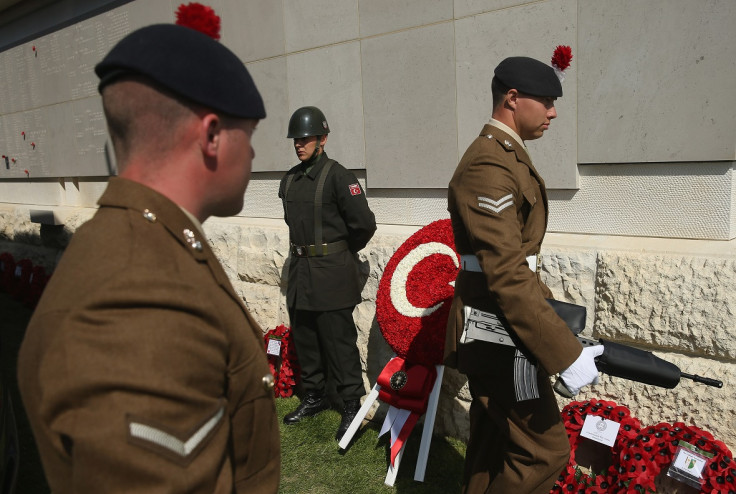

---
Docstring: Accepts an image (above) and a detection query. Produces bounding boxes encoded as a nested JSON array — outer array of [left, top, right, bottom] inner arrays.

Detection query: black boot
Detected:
[[283, 392, 329, 425], [335, 399, 361, 440]]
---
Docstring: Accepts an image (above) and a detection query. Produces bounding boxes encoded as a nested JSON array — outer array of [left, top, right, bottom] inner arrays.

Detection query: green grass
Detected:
[[276, 397, 465, 493], [1, 293, 466, 493]]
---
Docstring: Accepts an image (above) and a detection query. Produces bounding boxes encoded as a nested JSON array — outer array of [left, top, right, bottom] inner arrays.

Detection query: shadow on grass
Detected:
[[276, 397, 465, 494]]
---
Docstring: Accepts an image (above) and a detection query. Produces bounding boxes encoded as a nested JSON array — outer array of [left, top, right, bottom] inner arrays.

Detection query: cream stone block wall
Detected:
[[3, 0, 735, 239], [3, 208, 733, 450]]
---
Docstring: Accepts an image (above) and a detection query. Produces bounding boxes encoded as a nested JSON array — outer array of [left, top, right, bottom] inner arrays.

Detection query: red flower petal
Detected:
[[551, 45, 573, 71], [175, 2, 221, 40]]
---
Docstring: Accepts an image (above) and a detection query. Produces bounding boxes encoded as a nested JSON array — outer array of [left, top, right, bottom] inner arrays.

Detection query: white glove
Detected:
[[559, 345, 604, 396]]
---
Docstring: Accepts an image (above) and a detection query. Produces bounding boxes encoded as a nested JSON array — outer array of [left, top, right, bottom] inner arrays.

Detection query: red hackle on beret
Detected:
[[175, 3, 221, 40], [551, 45, 573, 72]]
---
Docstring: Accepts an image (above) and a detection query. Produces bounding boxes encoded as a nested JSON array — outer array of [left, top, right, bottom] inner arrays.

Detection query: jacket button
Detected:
[[142, 209, 157, 222], [262, 373, 274, 391]]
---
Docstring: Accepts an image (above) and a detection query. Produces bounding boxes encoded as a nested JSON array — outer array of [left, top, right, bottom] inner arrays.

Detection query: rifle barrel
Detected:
[[680, 373, 723, 388]]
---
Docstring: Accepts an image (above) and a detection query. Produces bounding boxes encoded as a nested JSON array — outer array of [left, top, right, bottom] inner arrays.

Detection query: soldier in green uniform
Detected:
[[278, 107, 376, 440]]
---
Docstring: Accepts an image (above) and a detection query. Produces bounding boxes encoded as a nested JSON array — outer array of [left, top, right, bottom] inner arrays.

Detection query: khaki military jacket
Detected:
[[444, 124, 581, 376], [18, 178, 280, 494]]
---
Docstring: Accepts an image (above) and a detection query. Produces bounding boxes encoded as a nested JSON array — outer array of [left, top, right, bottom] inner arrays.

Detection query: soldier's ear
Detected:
[[200, 113, 222, 159], [505, 89, 519, 111]]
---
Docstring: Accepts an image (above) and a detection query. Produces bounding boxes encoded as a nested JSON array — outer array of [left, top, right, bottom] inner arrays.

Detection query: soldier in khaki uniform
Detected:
[[444, 56, 603, 493], [18, 24, 280, 493]]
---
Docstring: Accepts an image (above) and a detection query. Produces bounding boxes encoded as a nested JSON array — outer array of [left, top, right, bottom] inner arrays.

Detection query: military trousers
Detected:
[[290, 306, 365, 403], [462, 367, 570, 494]]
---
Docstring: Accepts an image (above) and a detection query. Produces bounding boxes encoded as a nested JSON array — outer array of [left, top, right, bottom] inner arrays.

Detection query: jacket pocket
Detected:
[[521, 185, 537, 208]]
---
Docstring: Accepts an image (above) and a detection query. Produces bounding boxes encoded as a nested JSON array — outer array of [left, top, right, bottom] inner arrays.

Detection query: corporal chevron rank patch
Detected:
[[478, 194, 513, 214]]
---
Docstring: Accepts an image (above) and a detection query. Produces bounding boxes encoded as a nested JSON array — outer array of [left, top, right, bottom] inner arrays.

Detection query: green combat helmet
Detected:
[[287, 106, 330, 138]]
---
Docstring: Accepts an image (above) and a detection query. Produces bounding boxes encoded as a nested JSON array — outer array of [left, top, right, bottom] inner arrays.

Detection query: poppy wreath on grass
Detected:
[[263, 324, 301, 398], [624, 422, 735, 493], [552, 399, 643, 493]]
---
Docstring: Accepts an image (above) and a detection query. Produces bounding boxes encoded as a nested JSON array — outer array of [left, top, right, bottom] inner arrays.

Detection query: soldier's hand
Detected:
[[559, 345, 604, 396]]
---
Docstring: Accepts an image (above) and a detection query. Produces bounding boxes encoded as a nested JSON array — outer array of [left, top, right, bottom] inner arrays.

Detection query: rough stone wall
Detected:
[[155, 219, 736, 453], [591, 253, 736, 451], [2, 206, 734, 451]]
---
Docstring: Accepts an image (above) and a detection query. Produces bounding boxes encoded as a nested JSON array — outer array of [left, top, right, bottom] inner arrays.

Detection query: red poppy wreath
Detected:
[[375, 219, 458, 365], [623, 422, 735, 493], [552, 399, 643, 493], [263, 324, 301, 398], [552, 399, 735, 494]]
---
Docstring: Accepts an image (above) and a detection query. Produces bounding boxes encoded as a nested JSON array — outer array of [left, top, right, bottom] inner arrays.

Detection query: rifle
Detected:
[[544, 299, 723, 398], [553, 333, 724, 398], [462, 299, 724, 401]]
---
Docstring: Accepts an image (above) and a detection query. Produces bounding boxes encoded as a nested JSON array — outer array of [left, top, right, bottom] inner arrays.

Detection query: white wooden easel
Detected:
[[338, 365, 445, 486]]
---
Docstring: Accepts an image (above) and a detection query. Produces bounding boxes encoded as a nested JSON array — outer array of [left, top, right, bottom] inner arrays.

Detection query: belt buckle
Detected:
[[296, 246, 304, 256]]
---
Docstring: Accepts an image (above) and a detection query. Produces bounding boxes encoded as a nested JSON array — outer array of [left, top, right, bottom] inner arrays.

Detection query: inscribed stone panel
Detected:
[[218, 0, 285, 62], [248, 56, 293, 172]]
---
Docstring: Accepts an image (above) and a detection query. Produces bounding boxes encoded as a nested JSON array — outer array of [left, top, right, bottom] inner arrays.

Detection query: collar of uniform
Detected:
[[298, 151, 329, 180], [482, 122, 533, 166], [179, 205, 205, 238], [489, 118, 527, 152], [483, 123, 547, 200], [98, 177, 211, 262]]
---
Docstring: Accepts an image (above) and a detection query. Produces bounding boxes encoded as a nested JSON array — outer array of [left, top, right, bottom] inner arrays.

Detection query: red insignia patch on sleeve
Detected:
[[349, 183, 362, 196]]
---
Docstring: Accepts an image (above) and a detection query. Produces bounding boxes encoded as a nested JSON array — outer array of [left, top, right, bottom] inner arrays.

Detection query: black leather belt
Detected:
[[290, 240, 348, 257]]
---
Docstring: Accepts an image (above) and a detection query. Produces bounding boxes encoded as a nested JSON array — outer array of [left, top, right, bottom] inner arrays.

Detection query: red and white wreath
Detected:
[[375, 219, 458, 365]]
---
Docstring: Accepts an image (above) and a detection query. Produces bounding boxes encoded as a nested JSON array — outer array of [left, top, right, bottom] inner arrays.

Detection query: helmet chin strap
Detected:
[[305, 136, 324, 163]]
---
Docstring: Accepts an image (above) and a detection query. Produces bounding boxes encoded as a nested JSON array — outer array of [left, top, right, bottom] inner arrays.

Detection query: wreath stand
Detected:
[[338, 364, 445, 486], [342, 219, 456, 486]]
